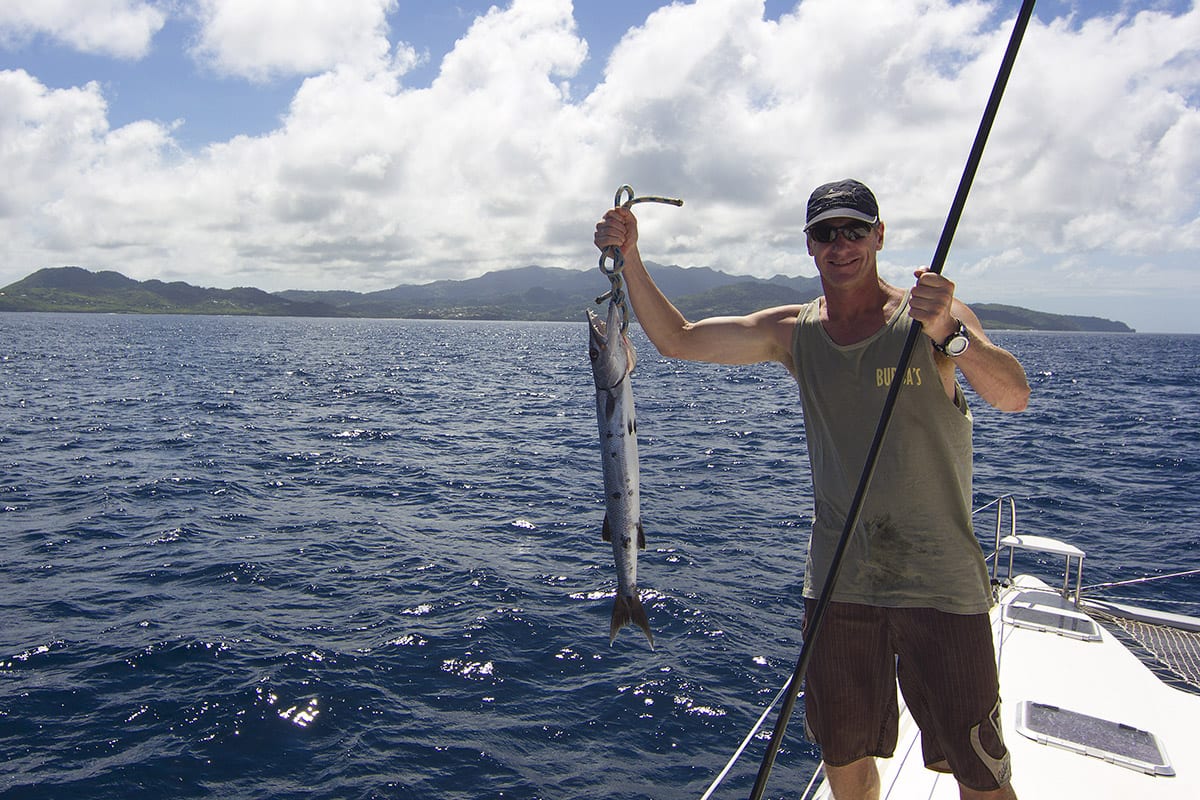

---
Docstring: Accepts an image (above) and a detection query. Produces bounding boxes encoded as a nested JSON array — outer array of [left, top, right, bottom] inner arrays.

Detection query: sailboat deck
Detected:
[[857, 574, 1200, 799]]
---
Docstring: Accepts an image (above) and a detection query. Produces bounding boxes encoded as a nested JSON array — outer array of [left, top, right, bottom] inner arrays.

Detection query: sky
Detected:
[[1, 0, 1198, 333]]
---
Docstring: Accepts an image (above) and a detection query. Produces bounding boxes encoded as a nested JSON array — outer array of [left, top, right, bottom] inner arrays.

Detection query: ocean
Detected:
[[2, 312, 1197, 799]]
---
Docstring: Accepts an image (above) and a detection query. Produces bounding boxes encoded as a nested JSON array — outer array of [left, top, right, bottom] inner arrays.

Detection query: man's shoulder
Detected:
[[748, 304, 808, 370], [765, 301, 820, 334]]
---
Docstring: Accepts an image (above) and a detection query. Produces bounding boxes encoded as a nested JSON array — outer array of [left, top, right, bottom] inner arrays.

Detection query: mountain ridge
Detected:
[[0, 265, 1136, 332]]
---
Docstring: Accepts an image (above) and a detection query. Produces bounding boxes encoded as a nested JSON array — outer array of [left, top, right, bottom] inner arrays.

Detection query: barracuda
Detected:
[[587, 301, 653, 648]]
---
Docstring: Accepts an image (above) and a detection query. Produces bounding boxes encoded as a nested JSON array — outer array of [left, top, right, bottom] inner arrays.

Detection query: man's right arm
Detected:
[[594, 207, 800, 370]]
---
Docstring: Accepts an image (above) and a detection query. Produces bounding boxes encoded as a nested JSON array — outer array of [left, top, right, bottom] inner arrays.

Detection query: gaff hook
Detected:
[[597, 184, 684, 332]]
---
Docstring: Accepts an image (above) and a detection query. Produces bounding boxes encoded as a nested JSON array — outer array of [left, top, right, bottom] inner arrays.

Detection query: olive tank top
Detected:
[[791, 296, 992, 614]]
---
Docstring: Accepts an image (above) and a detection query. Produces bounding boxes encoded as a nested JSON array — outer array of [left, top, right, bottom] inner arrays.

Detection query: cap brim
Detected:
[[804, 208, 879, 231]]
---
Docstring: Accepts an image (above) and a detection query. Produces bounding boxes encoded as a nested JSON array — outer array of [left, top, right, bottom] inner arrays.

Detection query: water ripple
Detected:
[[1, 316, 1197, 799]]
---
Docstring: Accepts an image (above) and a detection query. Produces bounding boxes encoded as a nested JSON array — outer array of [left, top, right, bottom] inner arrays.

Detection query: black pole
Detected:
[[747, 2, 1037, 797]]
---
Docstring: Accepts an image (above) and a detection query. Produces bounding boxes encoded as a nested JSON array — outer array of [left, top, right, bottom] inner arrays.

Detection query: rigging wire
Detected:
[[1082, 568, 1200, 593], [1091, 596, 1200, 609], [698, 679, 795, 800]]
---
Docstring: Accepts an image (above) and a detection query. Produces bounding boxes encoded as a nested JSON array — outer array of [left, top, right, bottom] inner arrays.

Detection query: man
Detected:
[[593, 179, 1029, 800]]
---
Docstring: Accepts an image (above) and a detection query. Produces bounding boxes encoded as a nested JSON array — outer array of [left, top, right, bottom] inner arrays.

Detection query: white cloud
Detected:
[[0, 70, 109, 234], [0, 0, 165, 59], [189, 0, 399, 81], [200, 0, 595, 287], [959, 6, 1200, 251], [1, 0, 1198, 331]]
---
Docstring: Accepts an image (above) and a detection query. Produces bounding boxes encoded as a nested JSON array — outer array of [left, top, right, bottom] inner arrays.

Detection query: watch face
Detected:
[[945, 333, 969, 356]]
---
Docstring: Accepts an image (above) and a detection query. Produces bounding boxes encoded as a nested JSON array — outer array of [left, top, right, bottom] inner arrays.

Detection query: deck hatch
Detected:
[[1014, 701, 1174, 776], [1002, 604, 1101, 641]]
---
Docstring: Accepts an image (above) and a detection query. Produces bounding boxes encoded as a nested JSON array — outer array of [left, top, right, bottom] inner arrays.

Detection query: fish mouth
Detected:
[[587, 304, 636, 378], [586, 305, 617, 350], [586, 307, 608, 342]]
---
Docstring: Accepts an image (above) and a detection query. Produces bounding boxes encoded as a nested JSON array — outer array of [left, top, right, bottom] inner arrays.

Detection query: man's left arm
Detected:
[[910, 269, 1031, 412]]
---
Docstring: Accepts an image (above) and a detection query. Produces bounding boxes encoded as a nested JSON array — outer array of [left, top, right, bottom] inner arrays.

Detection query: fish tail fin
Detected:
[[609, 591, 655, 650]]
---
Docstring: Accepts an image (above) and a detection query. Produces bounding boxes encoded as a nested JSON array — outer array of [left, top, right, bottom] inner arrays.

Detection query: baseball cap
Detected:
[[804, 179, 880, 230]]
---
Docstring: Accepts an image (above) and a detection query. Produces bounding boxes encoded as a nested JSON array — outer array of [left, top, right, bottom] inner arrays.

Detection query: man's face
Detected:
[[807, 217, 885, 287]]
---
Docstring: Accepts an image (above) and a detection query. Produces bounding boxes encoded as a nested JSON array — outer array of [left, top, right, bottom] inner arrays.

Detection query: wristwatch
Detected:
[[933, 318, 970, 357]]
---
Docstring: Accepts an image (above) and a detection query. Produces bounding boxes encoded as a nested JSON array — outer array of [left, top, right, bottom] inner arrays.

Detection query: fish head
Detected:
[[587, 304, 635, 389]]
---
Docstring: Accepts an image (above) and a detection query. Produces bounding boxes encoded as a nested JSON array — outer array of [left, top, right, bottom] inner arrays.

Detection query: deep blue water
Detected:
[[1, 313, 1197, 800]]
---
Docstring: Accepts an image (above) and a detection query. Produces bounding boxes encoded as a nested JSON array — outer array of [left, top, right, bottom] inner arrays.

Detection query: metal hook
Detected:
[[597, 184, 684, 332]]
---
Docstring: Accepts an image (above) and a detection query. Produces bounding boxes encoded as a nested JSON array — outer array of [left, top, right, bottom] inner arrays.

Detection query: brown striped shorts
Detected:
[[801, 600, 1012, 792]]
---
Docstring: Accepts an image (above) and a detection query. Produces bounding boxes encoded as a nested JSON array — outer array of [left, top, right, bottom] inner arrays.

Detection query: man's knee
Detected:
[[824, 757, 880, 800]]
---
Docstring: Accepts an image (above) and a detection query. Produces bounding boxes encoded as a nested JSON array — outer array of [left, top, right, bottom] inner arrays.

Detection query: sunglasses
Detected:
[[808, 221, 875, 243]]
